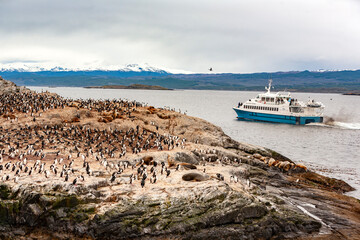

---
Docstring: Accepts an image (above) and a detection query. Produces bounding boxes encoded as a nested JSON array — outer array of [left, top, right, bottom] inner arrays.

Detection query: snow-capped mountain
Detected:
[[0, 63, 178, 73]]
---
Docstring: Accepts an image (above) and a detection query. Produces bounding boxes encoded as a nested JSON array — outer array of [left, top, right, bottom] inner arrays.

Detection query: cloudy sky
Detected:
[[0, 0, 359, 73]]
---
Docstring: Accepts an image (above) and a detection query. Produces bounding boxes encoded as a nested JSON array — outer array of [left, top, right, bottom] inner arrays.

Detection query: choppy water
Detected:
[[29, 87, 360, 198]]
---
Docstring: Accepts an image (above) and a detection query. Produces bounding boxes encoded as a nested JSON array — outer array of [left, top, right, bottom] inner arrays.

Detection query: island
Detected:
[[343, 92, 360, 96], [0, 76, 359, 239], [84, 84, 173, 90]]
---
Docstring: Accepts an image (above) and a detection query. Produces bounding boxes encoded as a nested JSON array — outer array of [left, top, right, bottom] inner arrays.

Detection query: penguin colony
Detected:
[[0, 90, 189, 187], [0, 90, 307, 189]]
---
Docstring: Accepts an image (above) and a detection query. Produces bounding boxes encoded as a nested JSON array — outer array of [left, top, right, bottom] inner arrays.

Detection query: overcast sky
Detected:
[[0, 0, 359, 73]]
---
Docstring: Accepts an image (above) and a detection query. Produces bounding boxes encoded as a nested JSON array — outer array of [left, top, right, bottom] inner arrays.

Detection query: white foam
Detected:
[[309, 121, 360, 130], [333, 122, 360, 130]]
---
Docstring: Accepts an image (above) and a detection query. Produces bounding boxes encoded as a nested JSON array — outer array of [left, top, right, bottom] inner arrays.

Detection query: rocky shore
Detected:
[[0, 76, 359, 240]]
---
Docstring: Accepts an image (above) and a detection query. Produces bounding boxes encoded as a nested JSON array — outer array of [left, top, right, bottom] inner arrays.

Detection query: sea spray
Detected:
[[312, 116, 360, 130]]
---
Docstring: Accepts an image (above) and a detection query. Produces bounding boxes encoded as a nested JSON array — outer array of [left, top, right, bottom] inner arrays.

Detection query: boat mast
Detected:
[[265, 79, 272, 93]]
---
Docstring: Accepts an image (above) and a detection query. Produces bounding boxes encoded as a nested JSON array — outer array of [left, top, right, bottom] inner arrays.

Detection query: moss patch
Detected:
[[0, 185, 11, 200], [52, 195, 80, 209]]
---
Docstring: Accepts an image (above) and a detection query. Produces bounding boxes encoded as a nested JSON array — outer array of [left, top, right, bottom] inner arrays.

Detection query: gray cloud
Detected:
[[0, 0, 359, 72]]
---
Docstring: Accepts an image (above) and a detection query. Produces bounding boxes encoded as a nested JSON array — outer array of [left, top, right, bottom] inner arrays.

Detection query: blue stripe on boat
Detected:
[[233, 108, 323, 125]]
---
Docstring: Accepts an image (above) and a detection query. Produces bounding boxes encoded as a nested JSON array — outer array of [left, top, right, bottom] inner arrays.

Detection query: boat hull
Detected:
[[233, 108, 323, 125]]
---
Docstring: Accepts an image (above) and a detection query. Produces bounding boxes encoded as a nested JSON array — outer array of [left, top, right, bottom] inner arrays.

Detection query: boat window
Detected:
[[261, 97, 265, 101], [270, 98, 274, 102], [265, 97, 269, 102]]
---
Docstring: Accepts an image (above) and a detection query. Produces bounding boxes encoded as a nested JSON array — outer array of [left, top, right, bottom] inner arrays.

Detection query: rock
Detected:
[[12, 228, 25, 236], [28, 203, 43, 216], [175, 152, 199, 165], [182, 172, 209, 181], [241, 204, 268, 219]]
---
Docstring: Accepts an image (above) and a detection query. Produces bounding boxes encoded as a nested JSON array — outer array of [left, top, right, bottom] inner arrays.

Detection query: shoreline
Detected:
[[28, 85, 356, 95], [84, 84, 173, 90]]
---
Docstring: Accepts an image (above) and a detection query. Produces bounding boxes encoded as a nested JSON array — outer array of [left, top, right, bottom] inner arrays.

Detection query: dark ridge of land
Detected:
[[1, 69, 360, 93], [84, 84, 173, 90], [0, 76, 359, 240], [343, 92, 360, 96]]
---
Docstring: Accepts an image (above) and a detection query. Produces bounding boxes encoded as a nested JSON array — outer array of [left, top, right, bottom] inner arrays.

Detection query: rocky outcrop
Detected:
[[0, 78, 359, 239], [0, 76, 27, 93]]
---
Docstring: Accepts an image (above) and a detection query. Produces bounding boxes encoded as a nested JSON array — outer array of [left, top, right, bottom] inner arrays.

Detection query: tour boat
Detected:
[[233, 80, 325, 125]]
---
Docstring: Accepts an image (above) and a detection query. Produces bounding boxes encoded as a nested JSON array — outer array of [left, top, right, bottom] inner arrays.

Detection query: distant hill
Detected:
[[1, 68, 360, 93]]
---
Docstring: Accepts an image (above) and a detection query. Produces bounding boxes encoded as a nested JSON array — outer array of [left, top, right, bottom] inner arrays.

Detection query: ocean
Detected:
[[29, 87, 360, 199]]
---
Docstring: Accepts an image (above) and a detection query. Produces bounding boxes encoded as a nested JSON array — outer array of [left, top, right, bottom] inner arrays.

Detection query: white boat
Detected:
[[233, 80, 325, 125]]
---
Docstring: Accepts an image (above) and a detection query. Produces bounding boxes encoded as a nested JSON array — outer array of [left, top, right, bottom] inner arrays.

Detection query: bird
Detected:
[[110, 174, 116, 183], [209, 67, 213, 72], [141, 178, 145, 188]]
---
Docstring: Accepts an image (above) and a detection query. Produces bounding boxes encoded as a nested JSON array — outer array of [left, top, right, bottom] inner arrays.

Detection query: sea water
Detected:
[[29, 87, 360, 199]]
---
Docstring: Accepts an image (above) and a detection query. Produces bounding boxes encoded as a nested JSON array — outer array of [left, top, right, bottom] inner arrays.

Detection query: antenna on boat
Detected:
[[265, 77, 272, 93]]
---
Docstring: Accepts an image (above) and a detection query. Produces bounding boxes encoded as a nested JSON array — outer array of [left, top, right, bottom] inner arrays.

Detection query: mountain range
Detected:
[[1, 63, 360, 93]]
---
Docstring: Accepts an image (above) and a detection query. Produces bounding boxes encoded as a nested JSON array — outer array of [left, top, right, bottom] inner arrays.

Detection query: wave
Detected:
[[309, 117, 360, 130]]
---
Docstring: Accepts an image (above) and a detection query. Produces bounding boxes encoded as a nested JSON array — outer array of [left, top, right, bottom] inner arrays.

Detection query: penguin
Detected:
[[141, 178, 145, 188], [110, 174, 116, 183], [216, 173, 224, 181]]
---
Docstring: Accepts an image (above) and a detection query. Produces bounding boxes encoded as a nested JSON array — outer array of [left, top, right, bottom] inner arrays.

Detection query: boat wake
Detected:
[[309, 117, 360, 130]]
